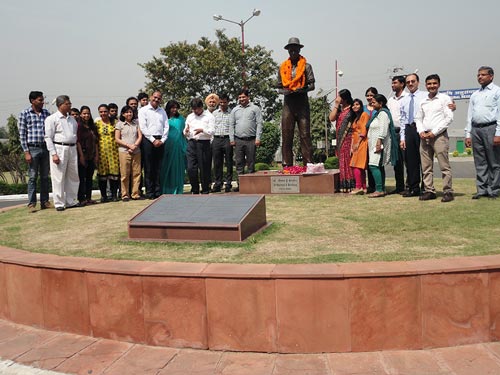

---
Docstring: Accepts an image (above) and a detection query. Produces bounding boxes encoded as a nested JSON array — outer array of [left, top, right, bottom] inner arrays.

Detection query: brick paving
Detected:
[[2, 319, 500, 375]]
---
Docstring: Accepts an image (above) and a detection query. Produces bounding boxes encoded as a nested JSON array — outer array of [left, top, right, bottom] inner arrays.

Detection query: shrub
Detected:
[[256, 122, 280, 164], [324, 156, 339, 169], [452, 150, 459, 157], [0, 181, 27, 195], [255, 163, 270, 171], [466, 147, 472, 155]]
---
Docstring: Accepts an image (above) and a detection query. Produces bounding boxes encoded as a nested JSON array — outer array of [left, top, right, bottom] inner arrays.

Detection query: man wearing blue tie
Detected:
[[399, 73, 428, 197], [465, 66, 500, 199]]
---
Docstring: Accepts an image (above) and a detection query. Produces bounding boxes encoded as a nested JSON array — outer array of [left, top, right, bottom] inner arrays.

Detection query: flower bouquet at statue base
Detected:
[[279, 165, 306, 175], [305, 163, 327, 175]]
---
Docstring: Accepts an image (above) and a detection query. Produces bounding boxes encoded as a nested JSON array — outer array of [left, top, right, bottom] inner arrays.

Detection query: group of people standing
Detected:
[[16, 53, 500, 211], [18, 88, 263, 212], [330, 65, 500, 202], [329, 88, 400, 198]]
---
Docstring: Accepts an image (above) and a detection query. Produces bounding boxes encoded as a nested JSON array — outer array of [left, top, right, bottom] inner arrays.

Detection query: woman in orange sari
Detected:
[[349, 99, 369, 194]]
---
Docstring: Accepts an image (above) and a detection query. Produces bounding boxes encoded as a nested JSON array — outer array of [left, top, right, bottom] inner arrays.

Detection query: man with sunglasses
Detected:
[[400, 73, 429, 197]]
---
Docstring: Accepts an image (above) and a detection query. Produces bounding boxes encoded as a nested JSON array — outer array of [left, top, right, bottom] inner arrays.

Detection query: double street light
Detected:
[[213, 9, 261, 80]]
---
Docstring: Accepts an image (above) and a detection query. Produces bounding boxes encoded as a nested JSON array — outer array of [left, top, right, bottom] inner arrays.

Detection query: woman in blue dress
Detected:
[[160, 100, 187, 194]]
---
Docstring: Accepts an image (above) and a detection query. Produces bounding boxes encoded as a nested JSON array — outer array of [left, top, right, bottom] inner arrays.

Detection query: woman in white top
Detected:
[[366, 94, 394, 198]]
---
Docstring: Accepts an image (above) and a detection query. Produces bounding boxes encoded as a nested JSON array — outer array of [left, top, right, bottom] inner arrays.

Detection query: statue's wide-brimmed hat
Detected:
[[284, 37, 304, 50]]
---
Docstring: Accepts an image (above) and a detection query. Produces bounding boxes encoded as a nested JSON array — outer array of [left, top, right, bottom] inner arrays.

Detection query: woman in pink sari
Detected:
[[329, 89, 354, 192]]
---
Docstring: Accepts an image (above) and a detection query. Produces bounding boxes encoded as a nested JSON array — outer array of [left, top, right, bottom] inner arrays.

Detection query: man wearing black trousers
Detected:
[[138, 91, 169, 199], [400, 74, 428, 197], [184, 98, 215, 194], [387, 75, 407, 194], [211, 93, 233, 193]]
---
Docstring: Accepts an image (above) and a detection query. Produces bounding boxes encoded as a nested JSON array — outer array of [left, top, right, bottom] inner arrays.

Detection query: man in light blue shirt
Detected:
[[229, 88, 263, 192], [465, 66, 500, 199]]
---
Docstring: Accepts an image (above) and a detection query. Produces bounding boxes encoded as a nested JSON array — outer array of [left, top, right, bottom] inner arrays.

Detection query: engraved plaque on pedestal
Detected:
[[270, 176, 300, 193]]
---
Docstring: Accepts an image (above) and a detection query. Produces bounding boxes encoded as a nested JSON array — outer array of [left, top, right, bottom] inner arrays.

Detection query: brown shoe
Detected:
[[419, 192, 437, 201], [27, 203, 37, 213], [367, 191, 386, 198], [349, 188, 364, 195], [441, 192, 454, 202], [40, 201, 52, 210]]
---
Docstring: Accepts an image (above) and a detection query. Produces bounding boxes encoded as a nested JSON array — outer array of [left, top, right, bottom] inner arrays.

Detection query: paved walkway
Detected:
[[2, 320, 500, 374]]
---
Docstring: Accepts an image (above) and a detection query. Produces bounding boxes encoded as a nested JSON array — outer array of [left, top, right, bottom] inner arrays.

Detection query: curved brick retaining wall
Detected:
[[1, 246, 499, 353]]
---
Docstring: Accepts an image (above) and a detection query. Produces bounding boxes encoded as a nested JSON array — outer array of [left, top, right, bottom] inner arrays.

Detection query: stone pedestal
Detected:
[[239, 170, 340, 194], [128, 195, 268, 242]]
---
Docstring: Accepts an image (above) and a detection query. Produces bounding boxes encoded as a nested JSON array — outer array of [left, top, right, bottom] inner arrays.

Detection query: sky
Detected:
[[1, 0, 500, 136]]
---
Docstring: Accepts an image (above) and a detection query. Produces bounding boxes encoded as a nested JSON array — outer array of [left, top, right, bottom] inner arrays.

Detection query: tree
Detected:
[[0, 115, 27, 183], [256, 122, 280, 164], [309, 96, 333, 160], [6, 115, 22, 155], [139, 30, 280, 120], [0, 126, 8, 139]]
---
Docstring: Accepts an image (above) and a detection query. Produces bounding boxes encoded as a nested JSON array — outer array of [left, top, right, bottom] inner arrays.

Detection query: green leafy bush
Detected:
[[255, 163, 270, 171], [256, 122, 280, 164], [452, 150, 459, 157], [0, 181, 27, 195], [466, 147, 472, 155], [324, 156, 339, 169]]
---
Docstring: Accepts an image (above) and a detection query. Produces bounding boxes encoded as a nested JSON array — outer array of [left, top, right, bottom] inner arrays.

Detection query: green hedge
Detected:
[[324, 156, 339, 169], [0, 178, 100, 195], [0, 181, 28, 195], [255, 163, 270, 171]]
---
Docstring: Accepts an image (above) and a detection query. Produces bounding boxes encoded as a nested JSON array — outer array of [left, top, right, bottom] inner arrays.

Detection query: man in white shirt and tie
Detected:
[[399, 73, 428, 197], [138, 91, 169, 199]]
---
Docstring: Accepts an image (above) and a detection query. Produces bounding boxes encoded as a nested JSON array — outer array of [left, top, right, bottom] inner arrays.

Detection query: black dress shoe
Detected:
[[225, 186, 232, 193], [402, 190, 420, 198], [387, 189, 404, 195], [419, 192, 437, 201], [232, 187, 240, 192], [211, 186, 221, 193], [201, 191, 210, 195], [56, 207, 65, 212], [472, 193, 489, 200], [441, 192, 454, 202]]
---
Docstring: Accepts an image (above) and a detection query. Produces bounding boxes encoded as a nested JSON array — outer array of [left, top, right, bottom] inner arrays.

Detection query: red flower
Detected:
[[279, 165, 306, 175]]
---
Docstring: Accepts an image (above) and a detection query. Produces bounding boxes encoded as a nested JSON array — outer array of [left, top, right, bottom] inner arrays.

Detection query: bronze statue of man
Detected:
[[277, 37, 315, 166]]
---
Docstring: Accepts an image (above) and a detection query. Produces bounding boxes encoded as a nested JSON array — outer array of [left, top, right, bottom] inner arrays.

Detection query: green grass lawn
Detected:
[[0, 178, 498, 264]]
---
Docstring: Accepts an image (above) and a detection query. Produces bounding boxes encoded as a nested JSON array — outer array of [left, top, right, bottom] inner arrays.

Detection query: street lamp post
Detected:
[[213, 9, 261, 81], [335, 59, 344, 98]]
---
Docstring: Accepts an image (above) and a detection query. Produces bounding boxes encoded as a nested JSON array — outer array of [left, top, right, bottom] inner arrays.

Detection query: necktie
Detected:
[[408, 94, 415, 124]]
